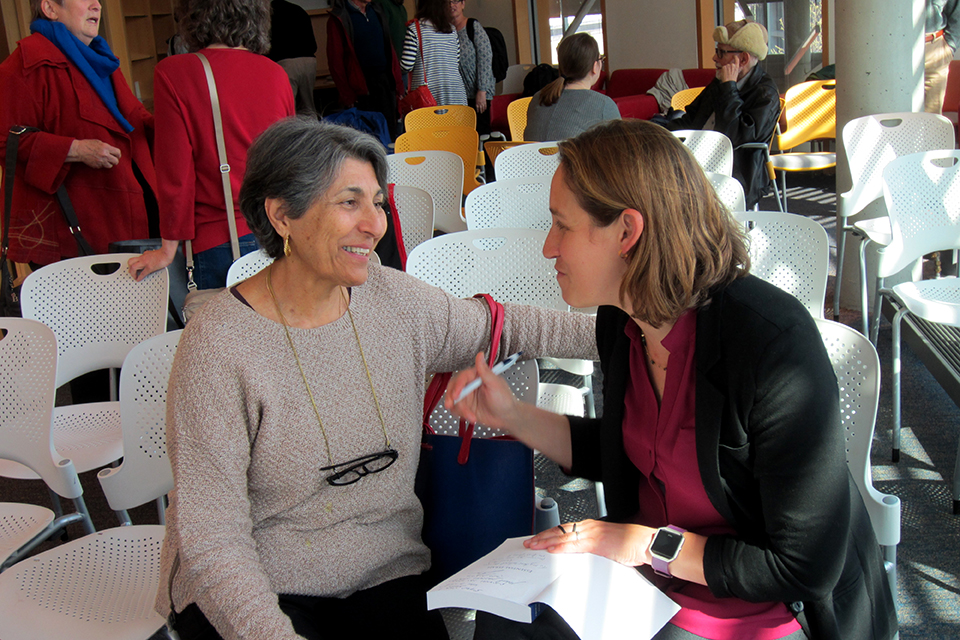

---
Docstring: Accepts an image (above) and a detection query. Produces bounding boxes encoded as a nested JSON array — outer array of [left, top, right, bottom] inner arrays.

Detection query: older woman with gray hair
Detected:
[[156, 117, 597, 640], [127, 0, 295, 289]]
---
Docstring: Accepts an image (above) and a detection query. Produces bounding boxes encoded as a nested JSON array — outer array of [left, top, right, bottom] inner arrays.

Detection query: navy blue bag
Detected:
[[324, 108, 392, 149], [415, 295, 536, 583]]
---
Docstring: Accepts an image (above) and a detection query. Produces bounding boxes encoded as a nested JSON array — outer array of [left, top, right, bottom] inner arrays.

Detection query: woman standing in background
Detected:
[[448, 0, 495, 135], [400, 0, 467, 107]]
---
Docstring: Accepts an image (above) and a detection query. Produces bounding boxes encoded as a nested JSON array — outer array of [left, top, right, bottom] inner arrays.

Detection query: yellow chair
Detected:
[[396, 126, 481, 196], [507, 97, 533, 141], [404, 105, 477, 132], [767, 80, 837, 210], [670, 86, 704, 112], [483, 140, 530, 166]]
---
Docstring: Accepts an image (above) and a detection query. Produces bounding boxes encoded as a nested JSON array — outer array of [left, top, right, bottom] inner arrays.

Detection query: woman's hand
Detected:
[[67, 139, 121, 169], [444, 351, 523, 430], [475, 91, 488, 114], [524, 520, 655, 567], [127, 239, 179, 282]]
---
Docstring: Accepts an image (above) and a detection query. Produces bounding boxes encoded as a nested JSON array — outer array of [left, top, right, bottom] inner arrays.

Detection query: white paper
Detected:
[[428, 537, 680, 640]]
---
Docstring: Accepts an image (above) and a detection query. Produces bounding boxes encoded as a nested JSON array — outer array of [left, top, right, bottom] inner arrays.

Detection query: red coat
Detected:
[[0, 33, 157, 265]]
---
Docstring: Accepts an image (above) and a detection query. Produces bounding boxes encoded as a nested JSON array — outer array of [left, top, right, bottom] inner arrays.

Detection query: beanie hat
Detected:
[[713, 20, 768, 60]]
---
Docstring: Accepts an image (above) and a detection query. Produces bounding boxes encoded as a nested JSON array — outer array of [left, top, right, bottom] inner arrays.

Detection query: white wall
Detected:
[[468, 0, 519, 67], [604, 0, 699, 70]]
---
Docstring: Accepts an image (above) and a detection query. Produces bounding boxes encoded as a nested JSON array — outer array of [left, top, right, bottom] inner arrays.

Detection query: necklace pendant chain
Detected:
[[639, 330, 668, 372]]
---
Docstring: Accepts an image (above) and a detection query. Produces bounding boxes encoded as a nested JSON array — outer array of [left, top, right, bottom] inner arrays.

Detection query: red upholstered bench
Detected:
[[606, 68, 717, 119]]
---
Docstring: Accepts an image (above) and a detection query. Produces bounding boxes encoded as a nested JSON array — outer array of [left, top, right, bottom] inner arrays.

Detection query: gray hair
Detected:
[[176, 0, 270, 53], [240, 117, 389, 259]]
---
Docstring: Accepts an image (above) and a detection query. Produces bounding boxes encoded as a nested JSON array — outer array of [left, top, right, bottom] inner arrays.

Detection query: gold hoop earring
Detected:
[[283, 235, 292, 257]]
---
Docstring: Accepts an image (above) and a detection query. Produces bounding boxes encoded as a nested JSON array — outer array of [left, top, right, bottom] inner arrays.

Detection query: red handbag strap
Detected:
[[421, 294, 505, 442], [414, 20, 427, 87], [387, 184, 408, 270]]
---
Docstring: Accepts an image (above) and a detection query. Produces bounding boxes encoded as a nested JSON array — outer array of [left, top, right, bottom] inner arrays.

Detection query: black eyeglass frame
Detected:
[[715, 46, 743, 58], [320, 448, 399, 486]]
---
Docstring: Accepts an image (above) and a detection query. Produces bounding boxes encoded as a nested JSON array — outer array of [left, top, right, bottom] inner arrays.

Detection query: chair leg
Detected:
[[859, 238, 872, 338], [769, 174, 784, 212], [870, 276, 885, 345], [892, 308, 907, 463], [46, 488, 64, 518], [72, 495, 96, 535], [594, 481, 607, 519], [883, 544, 898, 612], [835, 221, 847, 321], [953, 433, 960, 514], [115, 510, 133, 526], [583, 374, 596, 420]]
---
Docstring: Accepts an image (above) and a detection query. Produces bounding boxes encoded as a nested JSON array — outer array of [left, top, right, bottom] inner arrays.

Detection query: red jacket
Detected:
[[326, 1, 403, 107], [0, 33, 157, 265]]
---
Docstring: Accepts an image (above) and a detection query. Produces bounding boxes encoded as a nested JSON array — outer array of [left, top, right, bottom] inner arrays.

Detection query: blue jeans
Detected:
[[191, 234, 259, 290]]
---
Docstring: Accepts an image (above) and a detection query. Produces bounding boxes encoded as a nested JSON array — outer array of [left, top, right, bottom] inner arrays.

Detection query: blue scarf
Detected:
[[30, 19, 134, 133]]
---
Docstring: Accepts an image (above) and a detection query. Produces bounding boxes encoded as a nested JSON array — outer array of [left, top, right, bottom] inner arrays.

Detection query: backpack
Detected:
[[521, 63, 560, 98], [467, 19, 509, 83]]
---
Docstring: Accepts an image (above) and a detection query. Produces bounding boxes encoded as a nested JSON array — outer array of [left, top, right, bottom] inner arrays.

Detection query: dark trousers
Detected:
[[468, 97, 492, 137], [172, 573, 447, 639], [357, 68, 399, 141]]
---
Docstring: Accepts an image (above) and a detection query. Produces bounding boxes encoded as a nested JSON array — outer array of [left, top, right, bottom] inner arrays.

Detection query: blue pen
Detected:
[[454, 351, 523, 404]]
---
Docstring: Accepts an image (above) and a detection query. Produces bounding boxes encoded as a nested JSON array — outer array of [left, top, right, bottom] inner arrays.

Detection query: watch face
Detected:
[[651, 528, 684, 559]]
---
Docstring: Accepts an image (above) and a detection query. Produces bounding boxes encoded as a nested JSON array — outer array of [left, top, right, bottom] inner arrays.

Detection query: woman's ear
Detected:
[[265, 197, 290, 238], [619, 208, 643, 256], [40, 0, 59, 20]]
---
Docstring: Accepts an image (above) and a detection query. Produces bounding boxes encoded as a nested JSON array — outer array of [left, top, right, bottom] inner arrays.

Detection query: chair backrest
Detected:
[[671, 86, 704, 111], [97, 330, 181, 511], [20, 254, 168, 387], [494, 141, 561, 181], [0, 318, 83, 500], [502, 63, 536, 94], [733, 211, 829, 318], [395, 126, 481, 196], [226, 249, 275, 287], [814, 318, 899, 547], [880, 149, 960, 278], [406, 228, 567, 311], [840, 112, 955, 219], [391, 184, 435, 259], [388, 150, 465, 234], [426, 358, 539, 438], [404, 105, 477, 132], [672, 129, 734, 176], [465, 175, 552, 232], [705, 171, 746, 212], [507, 97, 533, 141], [777, 80, 837, 151]]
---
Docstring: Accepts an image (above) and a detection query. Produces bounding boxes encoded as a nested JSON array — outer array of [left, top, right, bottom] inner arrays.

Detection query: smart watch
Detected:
[[649, 525, 686, 577]]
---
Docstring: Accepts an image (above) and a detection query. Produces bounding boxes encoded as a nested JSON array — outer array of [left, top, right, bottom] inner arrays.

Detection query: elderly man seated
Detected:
[[663, 19, 780, 209]]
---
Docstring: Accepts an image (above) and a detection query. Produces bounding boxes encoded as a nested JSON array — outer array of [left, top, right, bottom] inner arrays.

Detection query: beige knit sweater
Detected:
[[157, 265, 597, 640]]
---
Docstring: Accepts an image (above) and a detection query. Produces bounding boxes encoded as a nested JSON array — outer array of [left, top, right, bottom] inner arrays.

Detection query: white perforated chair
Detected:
[[835, 113, 956, 333], [502, 63, 536, 94], [391, 184, 435, 262], [875, 151, 960, 482], [494, 141, 561, 181], [0, 319, 93, 572], [98, 330, 181, 523], [0, 330, 178, 639], [7, 255, 168, 521], [733, 211, 830, 318], [672, 129, 734, 176], [226, 249, 274, 286], [705, 171, 746, 213], [465, 175, 552, 232], [814, 318, 900, 604], [388, 150, 465, 233]]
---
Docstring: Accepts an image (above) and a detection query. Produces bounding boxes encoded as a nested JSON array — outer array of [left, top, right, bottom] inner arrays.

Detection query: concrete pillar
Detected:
[[835, 0, 924, 311], [784, 0, 812, 88]]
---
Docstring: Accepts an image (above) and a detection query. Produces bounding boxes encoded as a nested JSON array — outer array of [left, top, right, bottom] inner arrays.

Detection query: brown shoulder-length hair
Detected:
[[558, 119, 750, 327], [415, 0, 453, 33], [539, 32, 599, 107], [177, 0, 270, 53]]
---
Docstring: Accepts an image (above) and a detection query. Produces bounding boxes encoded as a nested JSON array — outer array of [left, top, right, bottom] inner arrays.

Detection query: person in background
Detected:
[[662, 19, 780, 209], [327, 0, 403, 140], [401, 0, 467, 107], [447, 119, 898, 640], [0, 0, 158, 265], [157, 117, 597, 640], [268, 0, 319, 117], [126, 0, 295, 288], [924, 0, 960, 114], [373, 0, 407, 59], [524, 32, 619, 142], [448, 0, 495, 136]]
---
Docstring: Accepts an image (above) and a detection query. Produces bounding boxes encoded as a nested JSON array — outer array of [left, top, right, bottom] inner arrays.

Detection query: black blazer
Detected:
[[568, 276, 897, 640], [666, 66, 781, 209]]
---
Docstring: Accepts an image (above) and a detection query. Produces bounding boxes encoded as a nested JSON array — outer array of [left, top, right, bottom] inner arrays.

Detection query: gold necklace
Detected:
[[639, 330, 668, 372], [266, 263, 391, 467]]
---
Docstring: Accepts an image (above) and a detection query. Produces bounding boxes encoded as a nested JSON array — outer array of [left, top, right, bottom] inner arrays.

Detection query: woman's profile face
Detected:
[[543, 167, 629, 310], [283, 158, 387, 289], [43, 0, 101, 45]]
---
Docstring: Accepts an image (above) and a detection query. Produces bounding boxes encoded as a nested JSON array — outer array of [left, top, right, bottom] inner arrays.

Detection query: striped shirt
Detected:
[[400, 19, 467, 106]]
